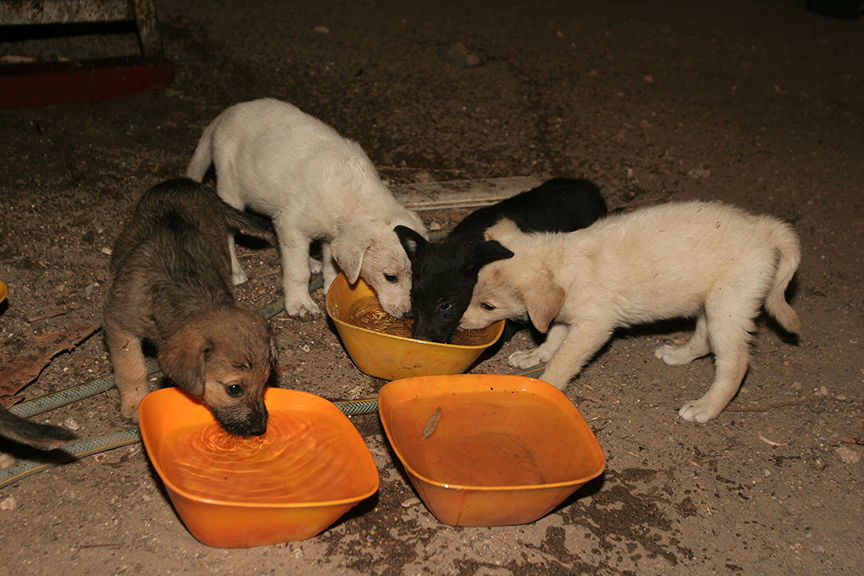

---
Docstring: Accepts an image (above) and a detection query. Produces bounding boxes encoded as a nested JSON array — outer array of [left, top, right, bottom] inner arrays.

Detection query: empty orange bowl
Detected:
[[138, 387, 379, 548], [326, 273, 504, 380], [377, 374, 605, 527]]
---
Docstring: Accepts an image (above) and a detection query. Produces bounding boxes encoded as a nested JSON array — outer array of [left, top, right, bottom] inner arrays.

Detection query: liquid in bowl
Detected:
[[347, 295, 490, 346], [159, 410, 364, 504]]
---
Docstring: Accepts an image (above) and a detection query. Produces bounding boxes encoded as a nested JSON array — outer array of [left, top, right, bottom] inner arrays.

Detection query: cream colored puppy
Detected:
[[186, 98, 427, 318], [460, 201, 801, 423]]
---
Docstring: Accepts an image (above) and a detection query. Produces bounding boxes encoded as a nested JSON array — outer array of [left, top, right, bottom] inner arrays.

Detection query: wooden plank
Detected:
[[392, 175, 547, 211]]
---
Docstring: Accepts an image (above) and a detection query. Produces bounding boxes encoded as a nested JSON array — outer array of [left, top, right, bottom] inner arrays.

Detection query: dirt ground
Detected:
[[1, 1, 863, 574]]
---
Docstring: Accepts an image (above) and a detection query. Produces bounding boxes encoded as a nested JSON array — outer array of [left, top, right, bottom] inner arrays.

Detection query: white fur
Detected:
[[186, 98, 427, 317], [460, 201, 801, 423]]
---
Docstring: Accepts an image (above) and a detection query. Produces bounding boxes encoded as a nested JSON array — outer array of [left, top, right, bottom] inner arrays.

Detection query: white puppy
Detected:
[[460, 201, 801, 423], [186, 98, 427, 318]]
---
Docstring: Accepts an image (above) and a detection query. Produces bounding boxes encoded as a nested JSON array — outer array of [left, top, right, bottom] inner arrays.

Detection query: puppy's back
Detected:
[[450, 178, 608, 243], [501, 200, 800, 309], [106, 179, 252, 336], [110, 179, 239, 268]]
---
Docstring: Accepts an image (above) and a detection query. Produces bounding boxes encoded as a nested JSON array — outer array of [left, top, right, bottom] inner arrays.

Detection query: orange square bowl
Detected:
[[138, 387, 380, 547], [326, 272, 504, 381], [377, 374, 605, 527]]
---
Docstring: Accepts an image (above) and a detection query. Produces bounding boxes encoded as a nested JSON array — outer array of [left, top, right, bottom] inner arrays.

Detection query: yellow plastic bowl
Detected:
[[0, 279, 7, 303], [378, 374, 605, 527], [139, 387, 379, 548], [326, 273, 504, 380]]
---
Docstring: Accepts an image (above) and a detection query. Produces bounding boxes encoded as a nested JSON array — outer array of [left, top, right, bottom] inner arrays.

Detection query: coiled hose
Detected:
[[0, 274, 545, 490]]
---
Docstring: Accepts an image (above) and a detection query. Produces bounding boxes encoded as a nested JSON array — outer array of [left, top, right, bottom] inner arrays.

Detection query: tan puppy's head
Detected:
[[331, 217, 427, 319], [460, 220, 566, 333], [158, 307, 277, 437]]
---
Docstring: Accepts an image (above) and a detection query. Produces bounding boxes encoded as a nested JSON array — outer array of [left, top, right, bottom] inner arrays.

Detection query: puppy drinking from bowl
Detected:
[[395, 178, 609, 344], [103, 178, 277, 436], [459, 201, 801, 423], [186, 98, 428, 319]]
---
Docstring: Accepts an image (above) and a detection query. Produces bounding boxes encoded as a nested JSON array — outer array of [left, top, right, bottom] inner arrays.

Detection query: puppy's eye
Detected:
[[480, 303, 496, 311], [438, 301, 452, 313], [225, 384, 244, 397], [384, 273, 398, 283]]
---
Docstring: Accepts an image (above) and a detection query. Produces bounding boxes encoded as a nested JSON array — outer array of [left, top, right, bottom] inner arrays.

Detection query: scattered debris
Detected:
[[0, 322, 101, 406], [0, 495, 17, 510], [835, 446, 861, 464], [726, 389, 814, 413], [421, 406, 442, 440], [758, 432, 789, 447], [27, 304, 81, 323], [443, 42, 483, 68], [687, 166, 712, 179]]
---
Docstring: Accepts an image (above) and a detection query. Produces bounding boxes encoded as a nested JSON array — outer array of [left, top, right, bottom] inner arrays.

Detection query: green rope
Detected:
[[9, 277, 325, 419], [2, 270, 548, 490], [0, 397, 379, 490]]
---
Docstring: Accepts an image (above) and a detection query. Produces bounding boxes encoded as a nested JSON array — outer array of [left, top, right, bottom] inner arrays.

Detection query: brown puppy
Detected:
[[103, 178, 277, 436]]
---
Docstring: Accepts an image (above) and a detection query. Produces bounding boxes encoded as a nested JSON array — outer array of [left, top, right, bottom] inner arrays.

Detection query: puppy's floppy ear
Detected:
[[465, 240, 514, 274], [518, 278, 565, 334], [395, 225, 427, 263], [330, 222, 373, 284], [158, 327, 209, 397]]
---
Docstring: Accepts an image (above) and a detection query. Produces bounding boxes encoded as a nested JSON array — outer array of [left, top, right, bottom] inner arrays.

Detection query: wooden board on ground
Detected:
[[392, 175, 547, 211]]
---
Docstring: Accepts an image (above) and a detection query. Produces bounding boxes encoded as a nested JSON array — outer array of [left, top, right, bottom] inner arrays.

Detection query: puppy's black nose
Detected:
[[243, 412, 269, 437], [216, 410, 268, 437]]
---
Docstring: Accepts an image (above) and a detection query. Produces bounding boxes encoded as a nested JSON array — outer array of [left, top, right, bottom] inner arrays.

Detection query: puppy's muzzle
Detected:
[[212, 402, 269, 437]]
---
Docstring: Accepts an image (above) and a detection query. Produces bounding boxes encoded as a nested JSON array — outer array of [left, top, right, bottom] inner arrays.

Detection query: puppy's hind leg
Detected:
[[678, 297, 757, 423], [227, 233, 248, 285], [655, 311, 712, 365], [104, 320, 150, 421]]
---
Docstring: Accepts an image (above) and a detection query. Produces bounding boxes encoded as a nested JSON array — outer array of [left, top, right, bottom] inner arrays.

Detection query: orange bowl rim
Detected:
[[377, 374, 606, 492], [139, 388, 380, 510], [325, 274, 505, 350]]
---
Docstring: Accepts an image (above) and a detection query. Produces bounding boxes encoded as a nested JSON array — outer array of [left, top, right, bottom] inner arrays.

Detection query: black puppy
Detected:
[[395, 178, 608, 343]]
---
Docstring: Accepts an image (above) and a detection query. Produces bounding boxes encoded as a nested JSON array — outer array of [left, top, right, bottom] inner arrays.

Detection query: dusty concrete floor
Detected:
[[1, 1, 863, 574]]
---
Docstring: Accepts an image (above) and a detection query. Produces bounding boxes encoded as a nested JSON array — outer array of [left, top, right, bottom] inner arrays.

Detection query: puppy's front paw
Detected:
[[120, 400, 142, 422], [678, 399, 723, 423], [284, 295, 321, 318], [117, 382, 148, 422], [508, 349, 545, 369]]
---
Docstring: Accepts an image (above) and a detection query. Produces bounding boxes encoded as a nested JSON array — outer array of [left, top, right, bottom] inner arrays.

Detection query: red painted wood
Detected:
[[0, 56, 172, 109]]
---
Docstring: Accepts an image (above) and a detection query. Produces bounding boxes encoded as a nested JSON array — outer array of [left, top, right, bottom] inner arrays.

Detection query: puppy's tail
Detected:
[[221, 201, 271, 234], [764, 220, 801, 334], [186, 118, 217, 181], [0, 405, 77, 450]]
